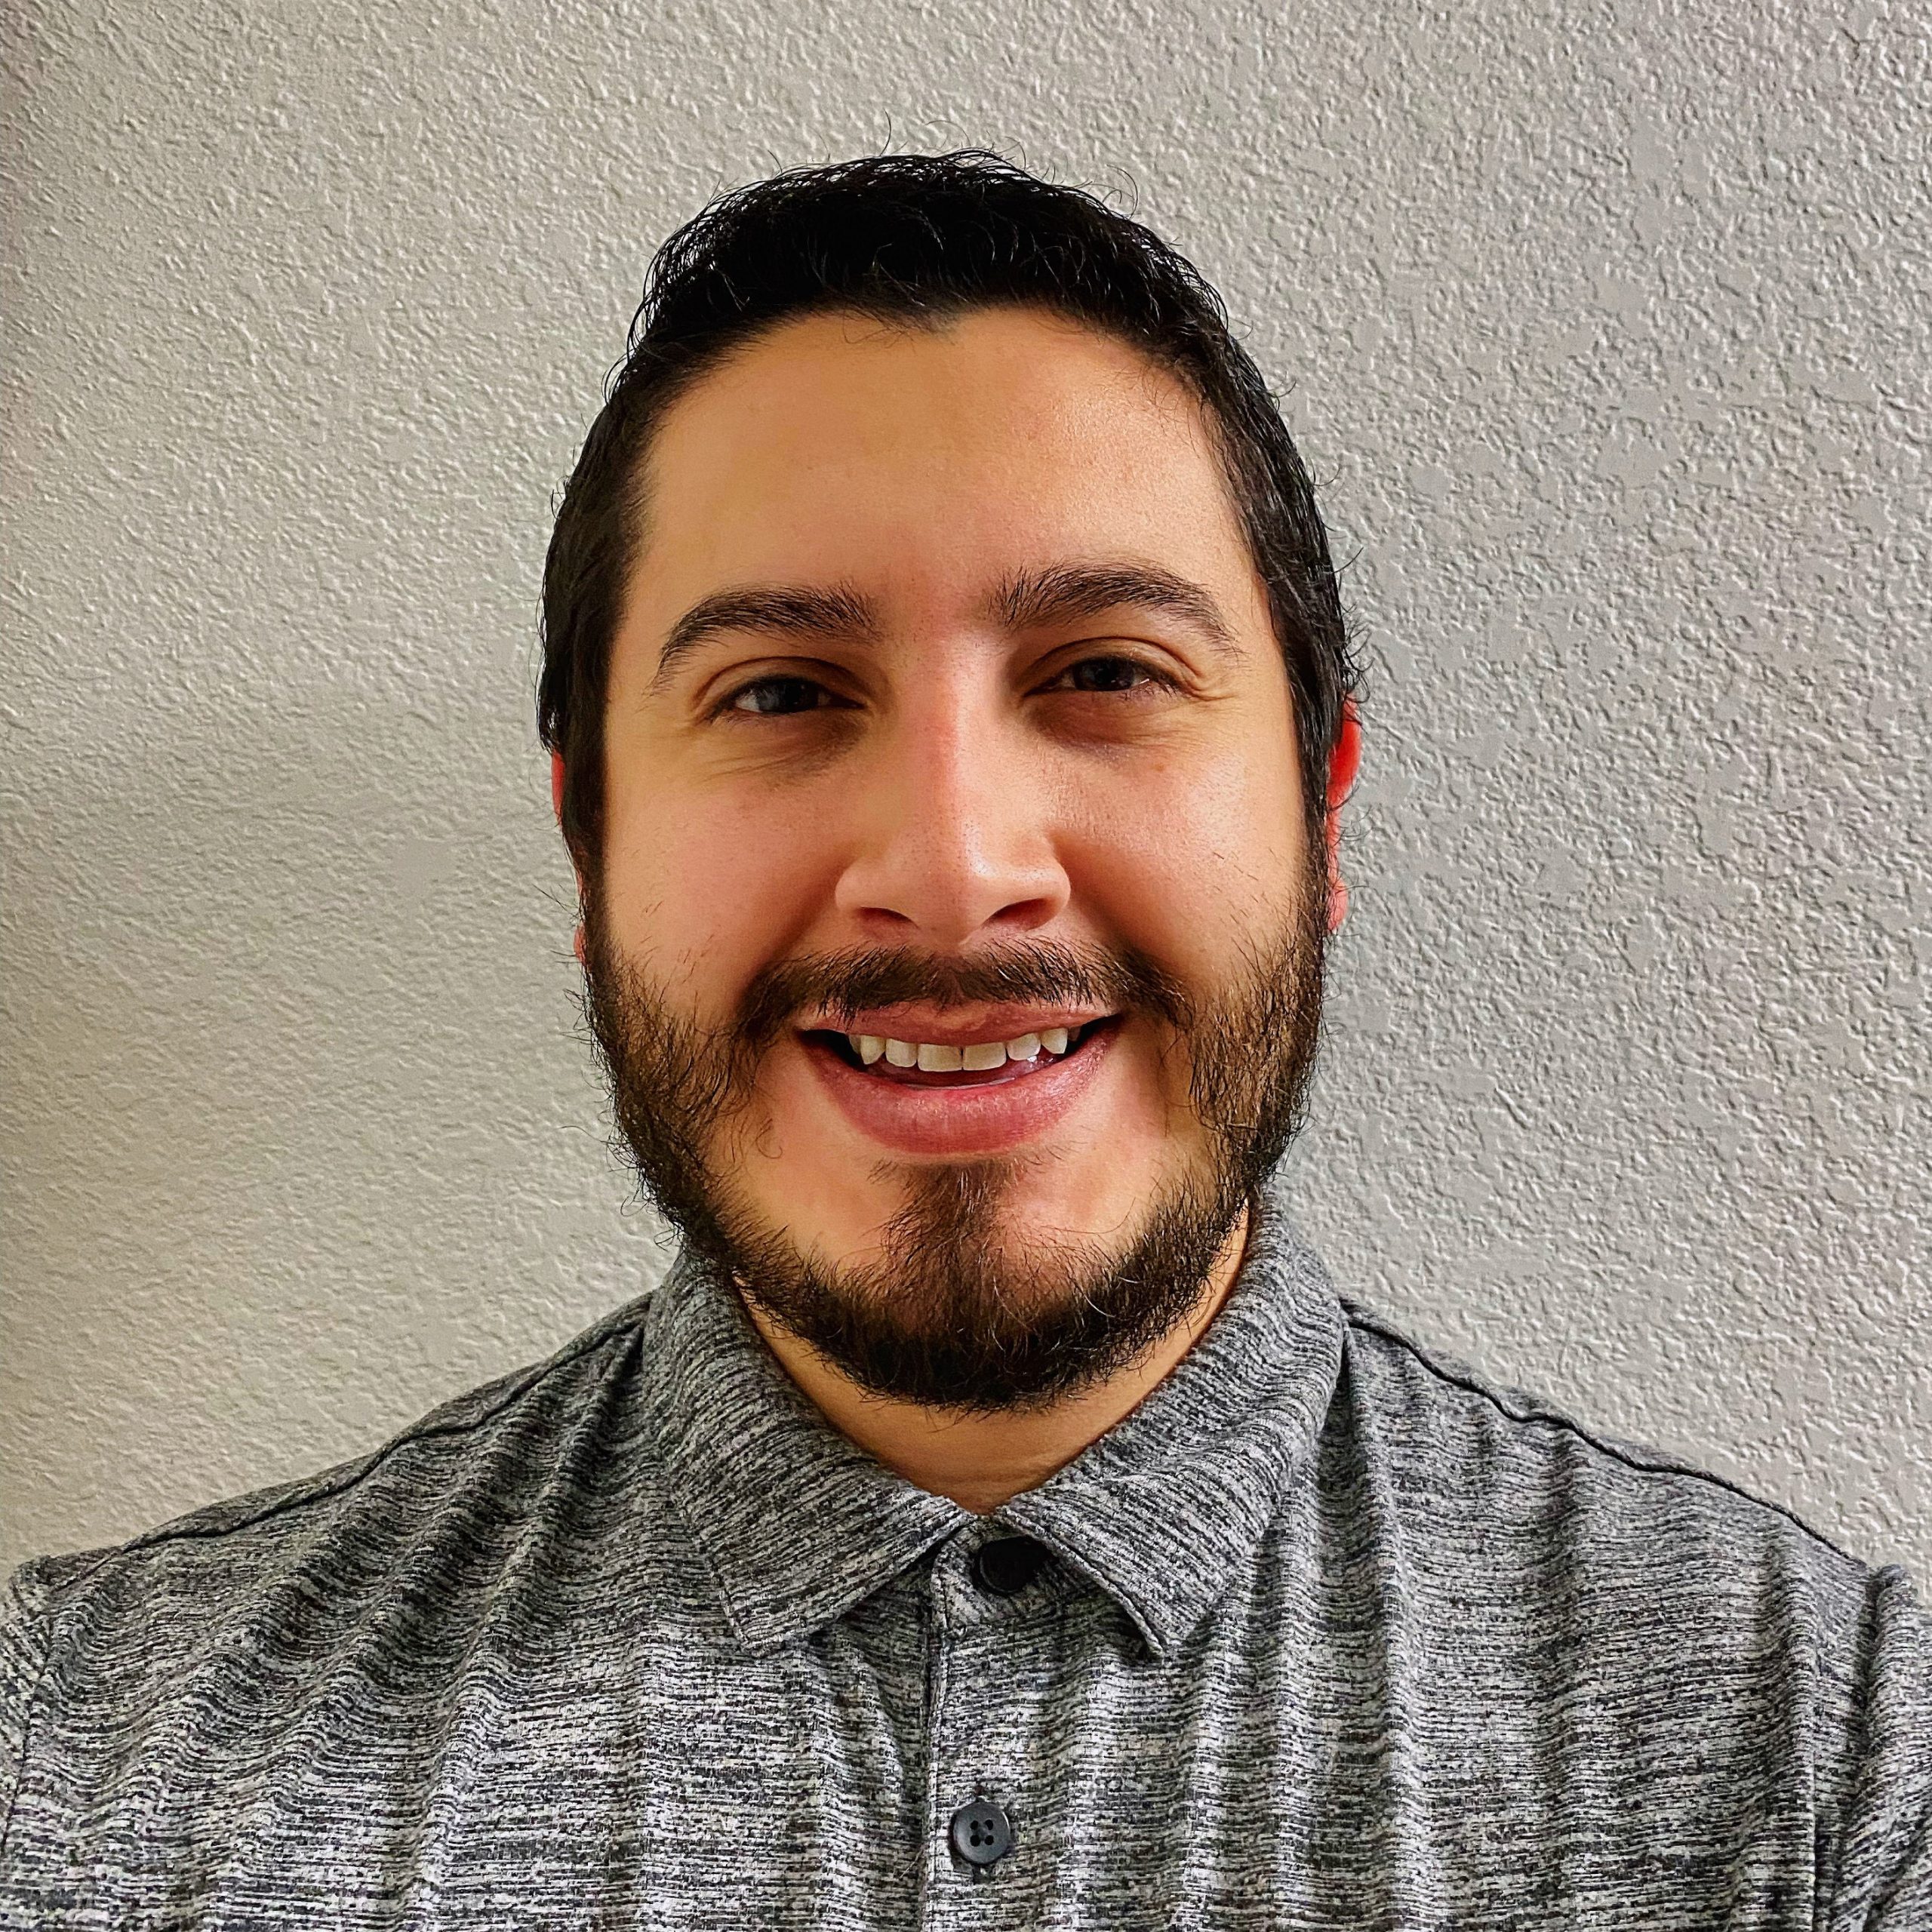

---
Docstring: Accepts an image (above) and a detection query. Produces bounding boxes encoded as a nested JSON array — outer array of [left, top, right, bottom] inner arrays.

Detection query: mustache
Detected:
[[734, 937, 1198, 1051]]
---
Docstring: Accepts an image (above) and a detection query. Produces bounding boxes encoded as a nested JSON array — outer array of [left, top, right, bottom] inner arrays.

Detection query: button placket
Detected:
[[920, 1531, 1047, 1908]]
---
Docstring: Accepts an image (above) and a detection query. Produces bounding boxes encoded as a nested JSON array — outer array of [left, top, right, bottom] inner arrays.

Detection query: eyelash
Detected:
[[712, 656, 1180, 720]]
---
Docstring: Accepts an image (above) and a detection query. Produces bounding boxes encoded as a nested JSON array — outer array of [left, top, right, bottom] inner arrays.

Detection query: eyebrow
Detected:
[[985, 561, 1239, 659], [649, 585, 881, 694], [647, 558, 1240, 694]]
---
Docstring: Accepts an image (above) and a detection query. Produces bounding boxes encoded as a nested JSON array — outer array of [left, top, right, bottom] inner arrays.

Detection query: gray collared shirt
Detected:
[[4, 1181, 1930, 1927]]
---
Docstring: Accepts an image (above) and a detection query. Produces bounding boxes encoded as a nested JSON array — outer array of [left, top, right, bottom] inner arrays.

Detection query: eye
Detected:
[[1043, 655, 1177, 697], [717, 674, 843, 718]]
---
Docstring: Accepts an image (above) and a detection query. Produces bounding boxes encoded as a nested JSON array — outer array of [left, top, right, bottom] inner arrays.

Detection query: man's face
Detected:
[[583, 306, 1327, 1415]]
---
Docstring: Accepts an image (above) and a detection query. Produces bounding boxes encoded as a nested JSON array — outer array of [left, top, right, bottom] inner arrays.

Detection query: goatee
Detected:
[[577, 872, 1327, 1416]]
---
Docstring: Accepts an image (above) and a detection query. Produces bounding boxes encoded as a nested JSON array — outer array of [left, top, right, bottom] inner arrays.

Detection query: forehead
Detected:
[[627, 306, 1264, 622]]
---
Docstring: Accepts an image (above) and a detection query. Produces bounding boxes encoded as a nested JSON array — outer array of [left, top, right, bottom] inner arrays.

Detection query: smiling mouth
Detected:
[[803, 1017, 1121, 1086]]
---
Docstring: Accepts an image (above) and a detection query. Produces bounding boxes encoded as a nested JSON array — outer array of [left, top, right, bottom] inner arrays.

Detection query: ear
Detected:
[[551, 752, 589, 968], [1323, 699, 1361, 935]]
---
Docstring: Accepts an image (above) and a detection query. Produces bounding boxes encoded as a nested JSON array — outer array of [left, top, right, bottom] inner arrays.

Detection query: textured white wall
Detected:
[[2, 0, 1927, 1583]]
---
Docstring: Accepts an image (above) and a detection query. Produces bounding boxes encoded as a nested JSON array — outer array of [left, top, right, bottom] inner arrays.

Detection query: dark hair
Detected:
[[538, 149, 1357, 878]]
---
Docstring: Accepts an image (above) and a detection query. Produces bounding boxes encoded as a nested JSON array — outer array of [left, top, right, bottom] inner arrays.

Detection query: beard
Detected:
[[577, 862, 1328, 1417]]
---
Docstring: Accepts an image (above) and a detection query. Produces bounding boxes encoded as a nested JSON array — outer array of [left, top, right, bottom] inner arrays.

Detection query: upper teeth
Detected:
[[850, 1026, 1078, 1070]]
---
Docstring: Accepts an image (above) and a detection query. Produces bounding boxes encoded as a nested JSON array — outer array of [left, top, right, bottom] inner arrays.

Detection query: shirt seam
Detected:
[[0, 1572, 55, 1873], [45, 1295, 659, 1596], [1340, 1303, 1863, 1570], [920, 1561, 952, 1911]]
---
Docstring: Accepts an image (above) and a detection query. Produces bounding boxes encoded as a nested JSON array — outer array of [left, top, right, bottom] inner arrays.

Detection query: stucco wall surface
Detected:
[[2, 0, 1926, 1583]]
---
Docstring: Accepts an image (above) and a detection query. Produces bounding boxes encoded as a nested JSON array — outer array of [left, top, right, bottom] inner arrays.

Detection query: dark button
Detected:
[[949, 1796, 1014, 1868], [971, 1535, 1047, 1597]]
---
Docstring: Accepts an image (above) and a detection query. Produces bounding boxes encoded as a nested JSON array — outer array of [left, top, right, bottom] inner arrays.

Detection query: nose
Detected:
[[832, 678, 1070, 947]]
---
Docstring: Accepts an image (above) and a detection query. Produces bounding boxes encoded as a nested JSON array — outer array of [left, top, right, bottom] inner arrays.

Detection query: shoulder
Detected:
[[1333, 1296, 1930, 1700], [1338, 1297, 1872, 1568], [2, 1290, 681, 1878], [1331, 1300, 1932, 1910], [5, 1288, 659, 1667]]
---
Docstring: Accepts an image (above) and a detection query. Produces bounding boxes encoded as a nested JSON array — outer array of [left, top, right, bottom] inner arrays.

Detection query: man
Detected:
[[2, 151, 1926, 1927]]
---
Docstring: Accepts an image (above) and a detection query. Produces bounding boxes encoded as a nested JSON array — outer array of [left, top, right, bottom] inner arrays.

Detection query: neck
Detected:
[[737, 1202, 1253, 1515]]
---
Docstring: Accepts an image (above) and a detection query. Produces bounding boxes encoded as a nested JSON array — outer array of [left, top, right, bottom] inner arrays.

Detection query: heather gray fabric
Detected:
[[4, 1179, 1929, 1927]]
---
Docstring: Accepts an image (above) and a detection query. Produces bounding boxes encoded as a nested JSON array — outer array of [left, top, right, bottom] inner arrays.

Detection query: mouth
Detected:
[[801, 1015, 1121, 1086], [795, 1015, 1125, 1156]]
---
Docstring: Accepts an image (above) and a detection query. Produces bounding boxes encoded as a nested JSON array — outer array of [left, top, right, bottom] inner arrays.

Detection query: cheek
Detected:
[[601, 775, 835, 991], [1065, 743, 1306, 961]]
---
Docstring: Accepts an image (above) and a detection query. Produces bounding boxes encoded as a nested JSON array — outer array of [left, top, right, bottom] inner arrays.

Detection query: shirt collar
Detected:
[[996, 1180, 1346, 1660], [639, 1174, 1345, 1664]]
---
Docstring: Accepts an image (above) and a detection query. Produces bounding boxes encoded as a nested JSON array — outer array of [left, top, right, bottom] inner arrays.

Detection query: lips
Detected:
[[798, 1017, 1121, 1156]]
